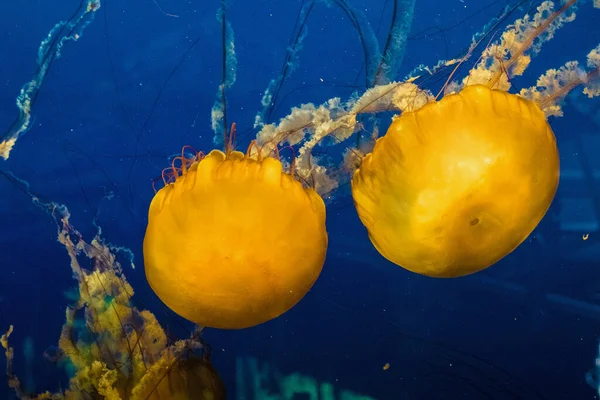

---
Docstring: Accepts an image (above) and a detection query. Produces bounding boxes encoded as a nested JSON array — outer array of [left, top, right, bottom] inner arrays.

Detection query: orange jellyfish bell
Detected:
[[351, 84, 559, 278], [143, 145, 328, 329]]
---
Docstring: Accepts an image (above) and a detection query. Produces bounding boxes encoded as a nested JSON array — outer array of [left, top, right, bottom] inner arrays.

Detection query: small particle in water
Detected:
[[383, 363, 390, 370], [583, 233, 589, 240]]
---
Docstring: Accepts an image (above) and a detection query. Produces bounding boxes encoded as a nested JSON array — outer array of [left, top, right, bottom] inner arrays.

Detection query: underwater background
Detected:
[[1, 0, 600, 398]]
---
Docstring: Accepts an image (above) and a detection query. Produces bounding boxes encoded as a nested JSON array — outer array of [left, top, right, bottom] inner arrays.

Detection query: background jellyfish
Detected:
[[0, 171, 226, 399]]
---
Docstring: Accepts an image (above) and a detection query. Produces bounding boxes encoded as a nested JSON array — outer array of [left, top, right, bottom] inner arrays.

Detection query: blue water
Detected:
[[1, 0, 599, 399]]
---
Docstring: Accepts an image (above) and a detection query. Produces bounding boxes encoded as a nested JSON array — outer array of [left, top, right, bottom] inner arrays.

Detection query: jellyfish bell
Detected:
[[351, 84, 559, 278], [144, 354, 226, 400], [143, 139, 328, 329]]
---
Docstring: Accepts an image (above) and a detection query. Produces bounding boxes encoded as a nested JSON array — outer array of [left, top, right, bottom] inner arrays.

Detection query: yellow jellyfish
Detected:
[[1, 201, 228, 400], [351, 85, 559, 278], [143, 134, 328, 329]]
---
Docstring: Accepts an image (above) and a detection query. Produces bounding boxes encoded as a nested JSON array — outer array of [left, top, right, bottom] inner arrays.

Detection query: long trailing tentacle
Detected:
[[538, 66, 600, 109], [487, 0, 577, 88]]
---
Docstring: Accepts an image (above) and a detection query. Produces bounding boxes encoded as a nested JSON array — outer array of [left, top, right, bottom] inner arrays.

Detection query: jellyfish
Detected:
[[351, 84, 559, 278], [143, 130, 328, 330], [350, 0, 599, 277], [251, 0, 598, 279], [0, 173, 227, 399]]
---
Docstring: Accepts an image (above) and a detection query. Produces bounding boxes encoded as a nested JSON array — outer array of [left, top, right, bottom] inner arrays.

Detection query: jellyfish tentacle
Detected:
[[487, 0, 577, 88]]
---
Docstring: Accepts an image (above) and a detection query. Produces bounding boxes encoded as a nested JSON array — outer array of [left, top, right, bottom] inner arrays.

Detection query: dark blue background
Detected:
[[1, 0, 599, 398]]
